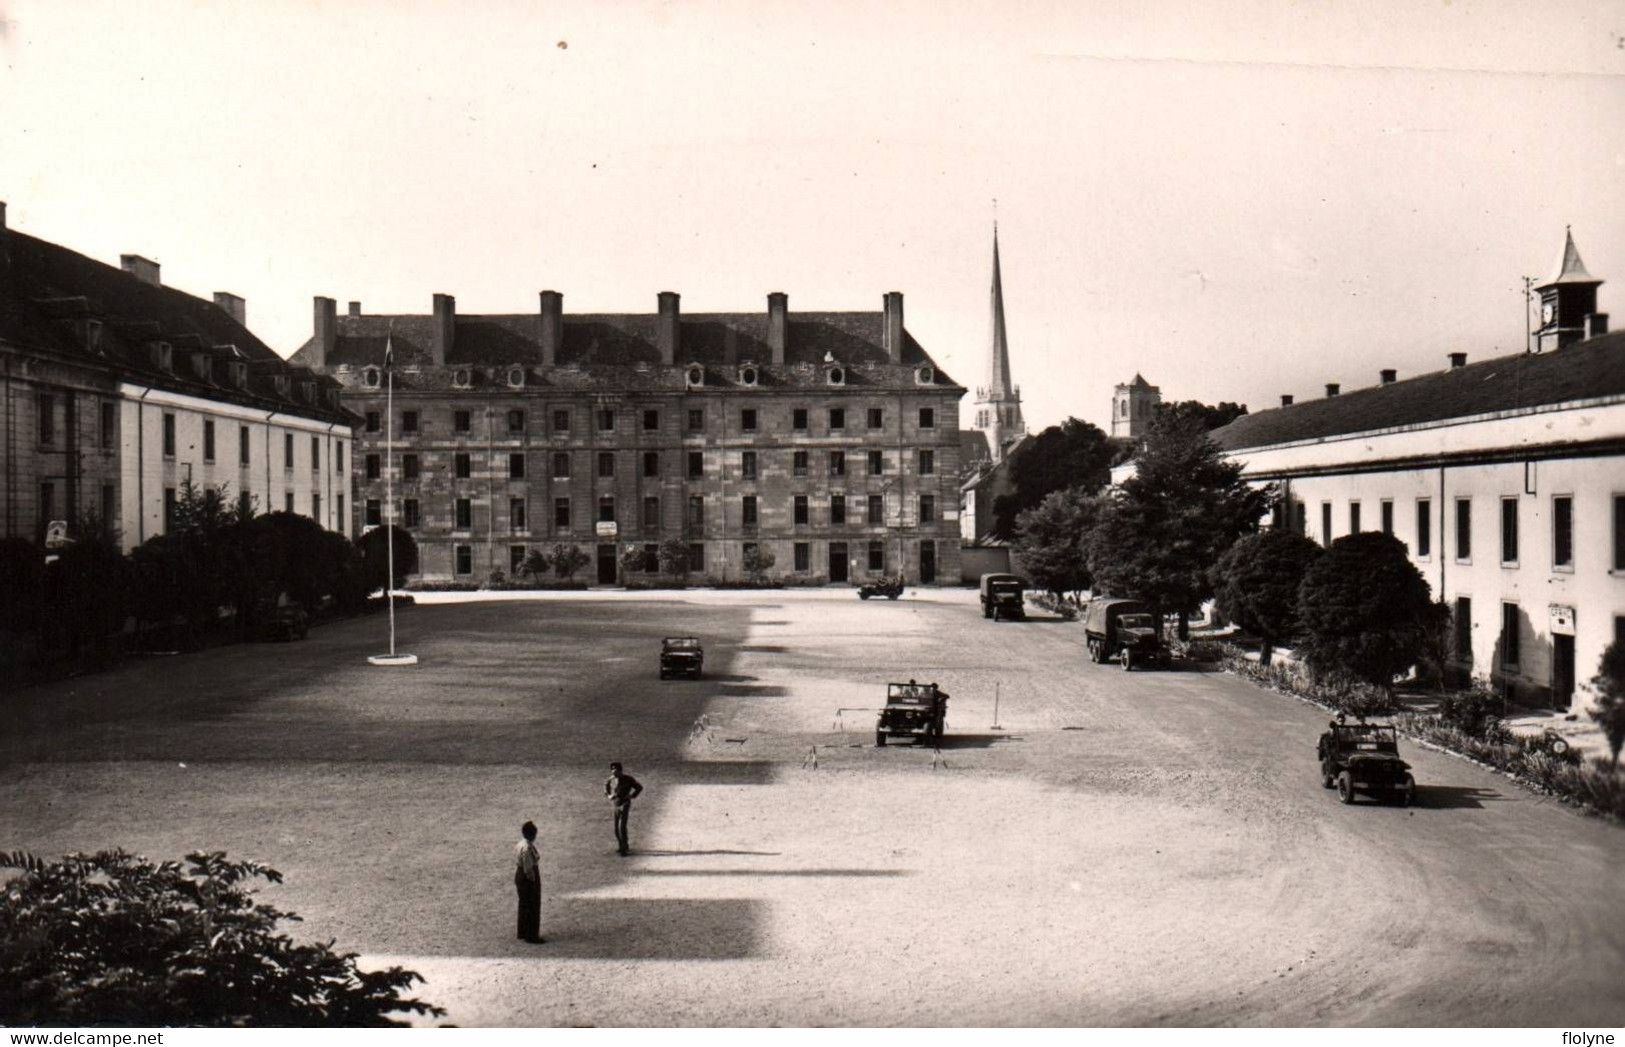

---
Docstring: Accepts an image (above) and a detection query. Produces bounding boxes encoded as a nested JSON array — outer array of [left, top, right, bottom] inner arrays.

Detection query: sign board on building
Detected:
[[595, 521, 619, 538], [941, 510, 960, 521], [44, 521, 70, 549], [1549, 605, 1576, 637]]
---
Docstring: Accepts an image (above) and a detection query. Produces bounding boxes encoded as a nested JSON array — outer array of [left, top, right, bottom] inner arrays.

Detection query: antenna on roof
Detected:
[[1523, 275, 1536, 355]]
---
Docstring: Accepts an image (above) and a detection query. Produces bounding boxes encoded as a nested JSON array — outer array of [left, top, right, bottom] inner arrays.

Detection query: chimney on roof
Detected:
[[1448, 352, 1468, 369], [1380, 369, 1397, 385], [883, 291, 905, 364], [1280, 394, 1294, 407], [1325, 383, 1340, 398], [348, 301, 362, 318], [312, 296, 336, 370], [767, 292, 788, 365], [1586, 313, 1610, 341], [121, 254, 161, 287], [538, 290, 563, 367], [213, 292, 246, 326], [431, 293, 455, 366], [0, 201, 6, 231], [657, 291, 680, 366]]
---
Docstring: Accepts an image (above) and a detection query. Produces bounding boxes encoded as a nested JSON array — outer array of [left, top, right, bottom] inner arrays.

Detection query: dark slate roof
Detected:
[[0, 228, 353, 424], [1211, 331, 1625, 452], [959, 429, 992, 465], [290, 308, 963, 393]]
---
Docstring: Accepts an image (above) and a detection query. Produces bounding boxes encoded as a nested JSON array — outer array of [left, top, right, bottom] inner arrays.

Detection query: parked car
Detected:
[[1083, 598, 1165, 669], [876, 680, 949, 747], [659, 636, 704, 679], [1316, 718, 1416, 805], [979, 573, 1026, 621], [257, 603, 309, 643], [857, 577, 904, 600]]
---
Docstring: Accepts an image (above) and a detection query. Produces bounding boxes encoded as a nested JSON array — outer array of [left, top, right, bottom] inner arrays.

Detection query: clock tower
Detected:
[[1534, 228, 1606, 353]]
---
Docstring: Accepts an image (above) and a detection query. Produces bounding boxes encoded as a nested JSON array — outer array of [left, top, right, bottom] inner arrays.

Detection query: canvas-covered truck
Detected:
[[1083, 598, 1166, 670], [979, 573, 1026, 621], [876, 680, 949, 747]]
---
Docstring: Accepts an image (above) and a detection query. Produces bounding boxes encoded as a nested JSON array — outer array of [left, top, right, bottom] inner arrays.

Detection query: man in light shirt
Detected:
[[514, 820, 543, 943], [604, 762, 644, 856]]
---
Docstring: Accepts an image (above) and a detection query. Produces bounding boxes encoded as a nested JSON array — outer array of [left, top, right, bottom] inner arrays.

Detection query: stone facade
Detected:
[[293, 292, 966, 585]]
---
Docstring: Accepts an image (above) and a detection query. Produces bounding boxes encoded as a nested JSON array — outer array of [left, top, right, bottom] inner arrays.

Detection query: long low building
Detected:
[[1211, 232, 1619, 714], [0, 203, 355, 550], [290, 290, 966, 585]]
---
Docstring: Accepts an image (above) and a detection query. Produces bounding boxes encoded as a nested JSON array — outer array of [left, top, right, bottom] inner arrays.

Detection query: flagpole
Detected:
[[370, 327, 416, 667]]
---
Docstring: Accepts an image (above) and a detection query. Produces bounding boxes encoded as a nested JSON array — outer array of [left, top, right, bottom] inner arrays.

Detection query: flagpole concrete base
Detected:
[[367, 653, 419, 666]]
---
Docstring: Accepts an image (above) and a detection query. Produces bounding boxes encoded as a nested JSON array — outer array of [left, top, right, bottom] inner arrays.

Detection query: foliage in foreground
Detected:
[[0, 850, 442, 1026], [1590, 642, 1625, 769]]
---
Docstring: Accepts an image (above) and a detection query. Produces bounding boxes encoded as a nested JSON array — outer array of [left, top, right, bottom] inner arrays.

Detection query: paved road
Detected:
[[1, 588, 1621, 1026]]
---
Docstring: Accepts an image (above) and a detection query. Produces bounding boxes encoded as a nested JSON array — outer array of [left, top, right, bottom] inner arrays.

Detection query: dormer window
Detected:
[[192, 354, 214, 383], [273, 374, 290, 397], [301, 381, 316, 403], [508, 367, 526, 389], [153, 342, 173, 373], [232, 362, 249, 389], [827, 366, 846, 386], [453, 368, 472, 389], [916, 365, 934, 385], [365, 367, 380, 388], [739, 365, 758, 387], [686, 365, 705, 387]]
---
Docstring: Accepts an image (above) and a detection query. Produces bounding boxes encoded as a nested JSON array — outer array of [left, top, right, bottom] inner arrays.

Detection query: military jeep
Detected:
[[1317, 720, 1416, 806], [659, 637, 704, 680], [876, 680, 948, 747]]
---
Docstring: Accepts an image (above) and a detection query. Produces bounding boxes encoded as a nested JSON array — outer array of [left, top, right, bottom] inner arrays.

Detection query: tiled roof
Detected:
[[1211, 331, 1625, 452], [0, 228, 353, 424], [291, 308, 962, 392]]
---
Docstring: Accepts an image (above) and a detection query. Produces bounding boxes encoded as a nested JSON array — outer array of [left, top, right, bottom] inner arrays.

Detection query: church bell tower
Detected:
[[973, 227, 1026, 462]]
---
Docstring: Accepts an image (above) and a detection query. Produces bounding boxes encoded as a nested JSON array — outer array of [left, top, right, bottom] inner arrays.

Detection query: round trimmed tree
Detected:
[[1212, 527, 1322, 665], [1295, 531, 1439, 697]]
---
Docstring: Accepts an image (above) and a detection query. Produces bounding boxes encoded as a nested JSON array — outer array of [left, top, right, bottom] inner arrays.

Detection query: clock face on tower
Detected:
[[1541, 299, 1556, 325]]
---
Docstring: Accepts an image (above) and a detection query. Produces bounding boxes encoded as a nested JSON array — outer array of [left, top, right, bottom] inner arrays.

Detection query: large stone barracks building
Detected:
[[291, 291, 965, 585]]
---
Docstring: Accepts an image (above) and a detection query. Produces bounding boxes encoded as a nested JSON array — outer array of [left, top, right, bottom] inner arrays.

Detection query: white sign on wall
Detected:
[[595, 521, 619, 538], [1549, 605, 1576, 637]]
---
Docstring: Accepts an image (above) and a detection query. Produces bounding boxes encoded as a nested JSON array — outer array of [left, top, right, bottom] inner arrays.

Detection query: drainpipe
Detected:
[[327, 421, 340, 533], [265, 413, 279, 515], [135, 387, 154, 543]]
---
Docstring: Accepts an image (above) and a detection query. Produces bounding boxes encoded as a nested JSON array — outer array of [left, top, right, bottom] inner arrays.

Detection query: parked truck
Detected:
[[1083, 598, 1166, 670], [979, 573, 1027, 621]]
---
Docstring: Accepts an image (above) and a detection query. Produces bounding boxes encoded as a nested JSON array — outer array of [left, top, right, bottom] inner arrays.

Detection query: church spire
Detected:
[[988, 227, 1014, 398], [973, 223, 1025, 463]]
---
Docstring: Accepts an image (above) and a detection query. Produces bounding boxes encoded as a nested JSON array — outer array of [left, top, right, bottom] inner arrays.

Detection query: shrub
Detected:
[[1589, 642, 1625, 770], [0, 849, 442, 1026], [551, 544, 591, 580], [742, 544, 777, 583], [1436, 686, 1512, 743], [1296, 532, 1441, 695], [1211, 528, 1322, 666], [355, 525, 419, 591]]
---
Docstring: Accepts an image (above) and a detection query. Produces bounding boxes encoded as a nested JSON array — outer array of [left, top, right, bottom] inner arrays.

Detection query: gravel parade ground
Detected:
[[2, 588, 1622, 1027]]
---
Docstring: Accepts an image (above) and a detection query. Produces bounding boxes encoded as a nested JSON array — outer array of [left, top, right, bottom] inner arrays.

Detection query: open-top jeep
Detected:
[[1317, 719, 1416, 805], [876, 680, 948, 747], [857, 577, 904, 600], [659, 636, 704, 680]]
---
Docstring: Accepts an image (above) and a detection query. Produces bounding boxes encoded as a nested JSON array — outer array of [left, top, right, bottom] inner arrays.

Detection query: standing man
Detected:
[[514, 820, 543, 943], [605, 761, 643, 856]]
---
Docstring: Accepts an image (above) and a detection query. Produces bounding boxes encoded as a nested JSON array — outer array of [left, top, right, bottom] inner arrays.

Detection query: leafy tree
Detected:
[[1212, 528, 1322, 665], [355, 525, 419, 592], [0, 537, 45, 636], [237, 512, 336, 614], [657, 537, 689, 577], [551, 544, 590, 580], [520, 548, 552, 583], [1011, 487, 1100, 602], [41, 533, 131, 658], [991, 418, 1115, 537], [0, 849, 441, 1026], [1295, 531, 1443, 698], [1590, 642, 1625, 770], [742, 543, 776, 583], [1157, 399, 1249, 431], [1087, 412, 1272, 637], [619, 544, 647, 576]]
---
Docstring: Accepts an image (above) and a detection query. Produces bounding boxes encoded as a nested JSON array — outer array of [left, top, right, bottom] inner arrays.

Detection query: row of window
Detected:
[[153, 413, 345, 475], [34, 394, 118, 452], [363, 405, 939, 437], [462, 538, 927, 579], [1291, 492, 1621, 570], [365, 493, 942, 533], [362, 447, 937, 482]]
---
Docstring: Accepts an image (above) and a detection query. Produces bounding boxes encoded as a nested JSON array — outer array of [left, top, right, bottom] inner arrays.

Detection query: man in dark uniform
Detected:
[[514, 820, 543, 943], [605, 762, 643, 856]]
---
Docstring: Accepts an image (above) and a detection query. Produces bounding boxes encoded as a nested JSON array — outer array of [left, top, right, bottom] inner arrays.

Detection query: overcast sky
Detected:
[[2, 0, 1622, 432]]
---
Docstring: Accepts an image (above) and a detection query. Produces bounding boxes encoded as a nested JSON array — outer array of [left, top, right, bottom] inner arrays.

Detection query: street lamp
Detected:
[[369, 329, 418, 667]]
